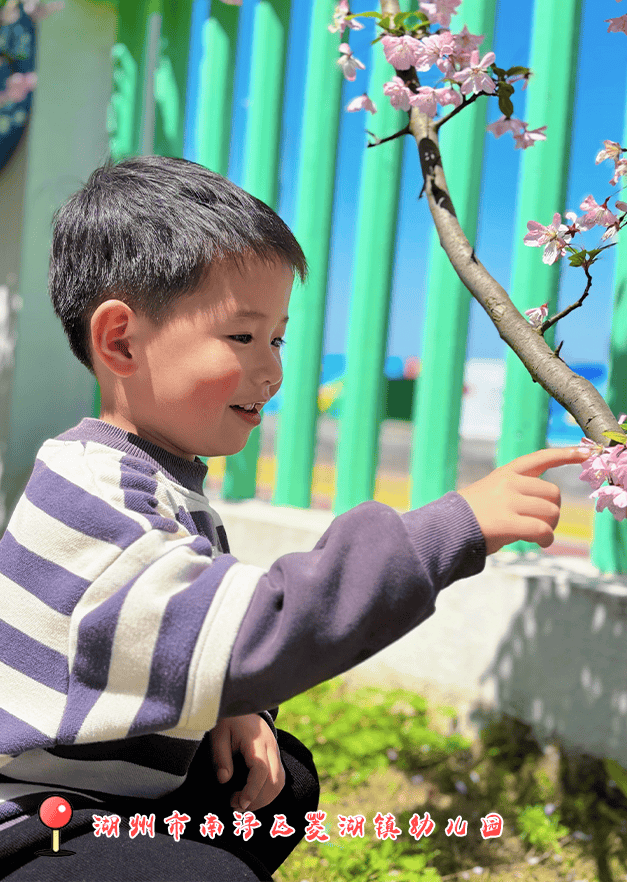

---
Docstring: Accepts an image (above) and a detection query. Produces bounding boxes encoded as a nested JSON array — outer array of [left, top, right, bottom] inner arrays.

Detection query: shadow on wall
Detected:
[[483, 570, 627, 767]]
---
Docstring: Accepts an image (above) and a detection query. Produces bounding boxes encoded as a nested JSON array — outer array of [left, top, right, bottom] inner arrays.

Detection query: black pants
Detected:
[[1, 729, 319, 881]]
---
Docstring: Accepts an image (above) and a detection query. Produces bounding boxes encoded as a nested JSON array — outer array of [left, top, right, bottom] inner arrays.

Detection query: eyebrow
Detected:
[[231, 309, 289, 323]]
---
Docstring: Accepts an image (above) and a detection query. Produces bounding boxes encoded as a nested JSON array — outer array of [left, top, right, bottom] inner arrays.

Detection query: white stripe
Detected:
[[177, 562, 265, 732], [75, 536, 215, 743], [9, 496, 119, 582], [0, 782, 104, 805], [0, 572, 68, 655], [37, 441, 153, 533], [3, 750, 184, 799], [0, 662, 66, 738]]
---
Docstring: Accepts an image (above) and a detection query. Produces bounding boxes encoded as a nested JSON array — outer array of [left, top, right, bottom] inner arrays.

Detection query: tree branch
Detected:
[[379, 0, 621, 446]]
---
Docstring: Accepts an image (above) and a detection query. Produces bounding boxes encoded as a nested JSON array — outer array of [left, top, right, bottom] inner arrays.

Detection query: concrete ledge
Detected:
[[214, 497, 627, 764]]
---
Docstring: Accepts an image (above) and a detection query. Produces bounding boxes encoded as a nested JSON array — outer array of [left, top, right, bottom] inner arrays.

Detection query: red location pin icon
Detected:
[[36, 796, 75, 857]]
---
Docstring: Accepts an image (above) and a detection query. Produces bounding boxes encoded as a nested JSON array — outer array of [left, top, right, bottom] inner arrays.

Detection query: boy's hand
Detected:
[[209, 714, 285, 812], [458, 447, 590, 555]]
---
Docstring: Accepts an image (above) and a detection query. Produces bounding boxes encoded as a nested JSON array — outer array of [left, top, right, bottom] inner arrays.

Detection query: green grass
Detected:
[[274, 678, 627, 882]]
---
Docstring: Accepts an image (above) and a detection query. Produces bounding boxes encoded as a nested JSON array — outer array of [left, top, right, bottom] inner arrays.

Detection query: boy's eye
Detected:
[[228, 334, 286, 349]]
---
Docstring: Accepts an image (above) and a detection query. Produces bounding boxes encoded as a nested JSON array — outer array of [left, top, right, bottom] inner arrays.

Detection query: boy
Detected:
[[0, 155, 587, 880]]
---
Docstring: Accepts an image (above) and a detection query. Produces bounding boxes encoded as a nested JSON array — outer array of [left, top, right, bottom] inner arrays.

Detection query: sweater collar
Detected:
[[57, 418, 209, 496]]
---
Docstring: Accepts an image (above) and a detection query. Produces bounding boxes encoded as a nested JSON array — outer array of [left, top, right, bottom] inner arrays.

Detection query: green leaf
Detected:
[[492, 65, 506, 78], [347, 10, 381, 20], [602, 430, 627, 444], [393, 10, 429, 29], [568, 251, 587, 267], [506, 66, 530, 77], [498, 94, 514, 118], [605, 758, 627, 799], [498, 81, 515, 97], [379, 14, 393, 30]]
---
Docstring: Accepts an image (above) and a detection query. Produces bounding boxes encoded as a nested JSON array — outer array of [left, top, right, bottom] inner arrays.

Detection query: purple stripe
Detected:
[[0, 530, 90, 615], [128, 552, 236, 736], [120, 457, 178, 533], [0, 621, 67, 692], [25, 459, 144, 549], [0, 708, 51, 755], [176, 506, 218, 546], [57, 572, 140, 744], [49, 732, 198, 775]]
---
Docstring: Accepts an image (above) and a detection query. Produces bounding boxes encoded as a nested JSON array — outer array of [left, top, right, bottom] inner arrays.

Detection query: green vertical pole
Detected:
[[332, 3, 415, 516], [222, 0, 291, 500], [273, 0, 343, 508], [197, 2, 239, 175], [410, 0, 497, 508], [590, 69, 627, 574], [152, 0, 194, 158], [496, 0, 582, 552]]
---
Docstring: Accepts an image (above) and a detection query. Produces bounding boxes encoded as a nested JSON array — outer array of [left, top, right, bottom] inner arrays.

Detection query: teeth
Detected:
[[242, 404, 257, 411]]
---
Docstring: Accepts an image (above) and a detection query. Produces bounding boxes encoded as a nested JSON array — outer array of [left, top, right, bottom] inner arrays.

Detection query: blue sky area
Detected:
[[192, 0, 627, 369]]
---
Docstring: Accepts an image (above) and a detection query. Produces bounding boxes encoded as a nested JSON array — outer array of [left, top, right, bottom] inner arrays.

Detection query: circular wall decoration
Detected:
[[0, 3, 36, 173]]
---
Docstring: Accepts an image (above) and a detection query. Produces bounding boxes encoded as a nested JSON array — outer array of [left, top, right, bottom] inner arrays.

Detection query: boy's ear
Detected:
[[90, 300, 139, 378]]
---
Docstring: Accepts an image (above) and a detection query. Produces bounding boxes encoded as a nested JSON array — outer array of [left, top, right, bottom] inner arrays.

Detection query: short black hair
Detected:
[[49, 155, 308, 374]]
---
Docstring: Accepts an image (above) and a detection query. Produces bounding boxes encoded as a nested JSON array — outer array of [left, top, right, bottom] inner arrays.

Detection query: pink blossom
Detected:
[[452, 50, 496, 96], [382, 77, 413, 112], [420, 31, 458, 74], [346, 93, 377, 114], [486, 115, 525, 138], [0, 72, 38, 107], [419, 0, 462, 28], [409, 86, 438, 118], [524, 303, 548, 329], [507, 71, 531, 90], [610, 158, 627, 186], [23, 0, 64, 19], [596, 139, 623, 165], [412, 35, 445, 72], [0, 1, 20, 24], [607, 14, 627, 34], [523, 213, 568, 264], [382, 35, 422, 70], [579, 195, 617, 230], [512, 123, 547, 149], [580, 450, 617, 490], [336, 43, 365, 82], [434, 86, 462, 108], [451, 25, 484, 59], [328, 1, 364, 35], [591, 485, 627, 520]]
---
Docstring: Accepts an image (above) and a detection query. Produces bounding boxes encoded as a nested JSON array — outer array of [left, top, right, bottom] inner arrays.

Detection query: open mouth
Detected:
[[230, 403, 261, 415]]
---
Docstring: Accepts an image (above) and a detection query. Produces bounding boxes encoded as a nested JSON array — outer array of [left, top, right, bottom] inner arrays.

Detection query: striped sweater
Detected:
[[0, 417, 486, 825]]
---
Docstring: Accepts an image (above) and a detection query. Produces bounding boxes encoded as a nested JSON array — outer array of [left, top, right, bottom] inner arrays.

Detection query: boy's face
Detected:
[[108, 258, 294, 461]]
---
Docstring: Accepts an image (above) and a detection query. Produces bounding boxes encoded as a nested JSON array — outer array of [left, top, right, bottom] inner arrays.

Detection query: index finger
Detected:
[[505, 447, 590, 478]]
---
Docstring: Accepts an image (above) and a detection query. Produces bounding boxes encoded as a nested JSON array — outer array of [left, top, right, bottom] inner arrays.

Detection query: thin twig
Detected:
[[366, 124, 411, 148], [434, 93, 482, 133], [540, 264, 594, 335]]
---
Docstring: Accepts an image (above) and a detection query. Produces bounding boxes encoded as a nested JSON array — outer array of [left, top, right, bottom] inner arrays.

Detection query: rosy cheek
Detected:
[[195, 370, 240, 404]]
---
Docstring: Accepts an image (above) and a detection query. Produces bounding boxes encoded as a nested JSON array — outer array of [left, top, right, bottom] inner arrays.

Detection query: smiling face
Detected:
[[95, 257, 294, 461]]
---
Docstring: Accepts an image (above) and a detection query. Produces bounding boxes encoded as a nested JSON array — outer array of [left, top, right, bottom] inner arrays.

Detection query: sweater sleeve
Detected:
[[218, 491, 485, 717]]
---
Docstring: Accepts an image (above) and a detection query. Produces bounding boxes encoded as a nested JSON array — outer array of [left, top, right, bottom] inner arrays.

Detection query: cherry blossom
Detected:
[[0, 72, 38, 108], [512, 123, 547, 150], [607, 14, 627, 34], [22, 0, 64, 18], [523, 213, 569, 264], [382, 35, 421, 71], [410, 86, 438, 118], [591, 485, 627, 520], [610, 158, 627, 186], [579, 195, 618, 230], [419, 0, 462, 28], [486, 115, 525, 138], [452, 50, 496, 96], [328, 1, 364, 35], [434, 86, 462, 108], [336, 43, 365, 82], [383, 77, 413, 111], [524, 303, 548, 329], [452, 25, 485, 58], [0, 0, 20, 24], [596, 139, 623, 165], [346, 93, 377, 114]]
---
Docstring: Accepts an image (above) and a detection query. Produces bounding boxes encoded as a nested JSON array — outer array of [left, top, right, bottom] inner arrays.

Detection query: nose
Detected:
[[254, 343, 283, 391]]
